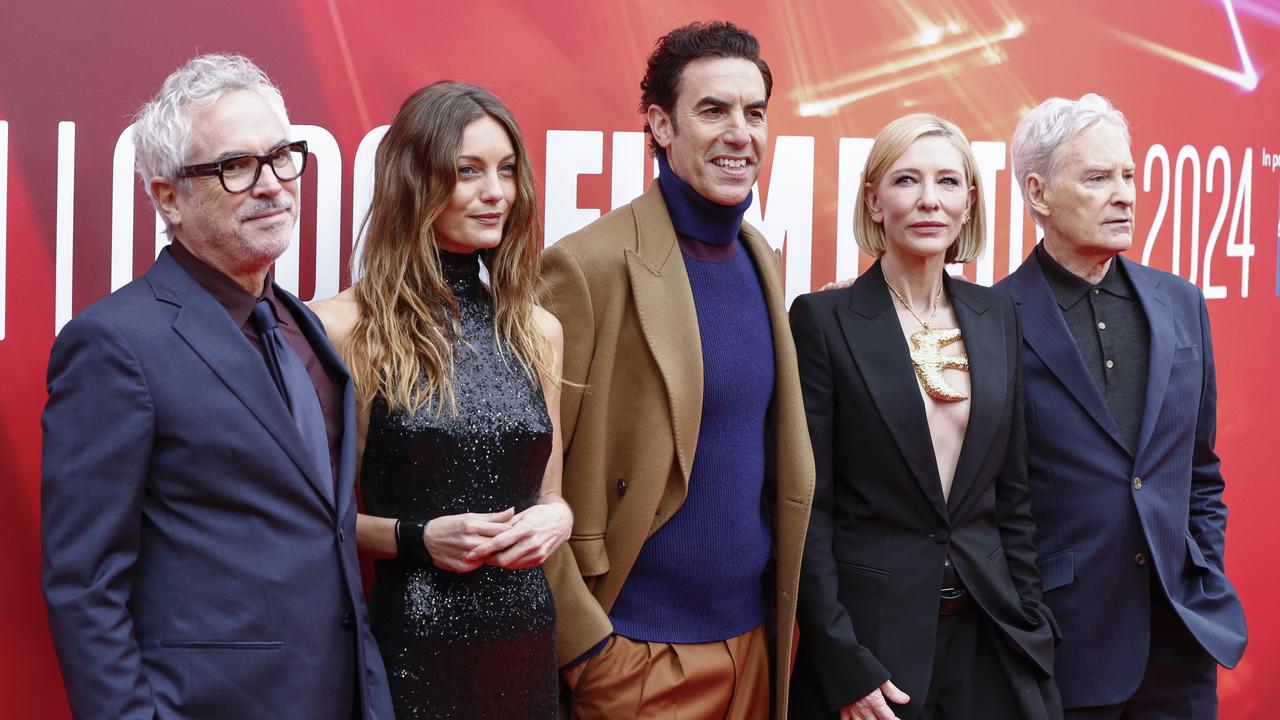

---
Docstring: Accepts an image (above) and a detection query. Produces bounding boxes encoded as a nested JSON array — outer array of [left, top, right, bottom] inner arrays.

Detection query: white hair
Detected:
[[1011, 93, 1130, 226], [133, 54, 289, 226]]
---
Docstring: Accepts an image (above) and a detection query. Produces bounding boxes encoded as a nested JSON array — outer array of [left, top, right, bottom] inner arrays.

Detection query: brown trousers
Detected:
[[571, 624, 770, 720]]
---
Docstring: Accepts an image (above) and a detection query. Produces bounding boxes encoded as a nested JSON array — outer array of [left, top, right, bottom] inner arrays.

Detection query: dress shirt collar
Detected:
[[1035, 242, 1134, 311], [168, 239, 288, 328]]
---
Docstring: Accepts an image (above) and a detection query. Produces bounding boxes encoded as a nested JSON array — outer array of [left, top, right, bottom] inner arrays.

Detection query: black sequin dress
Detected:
[[361, 250, 557, 720]]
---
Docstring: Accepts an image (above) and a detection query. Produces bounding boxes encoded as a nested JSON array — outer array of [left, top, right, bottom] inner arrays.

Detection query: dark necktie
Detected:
[[251, 298, 333, 504]]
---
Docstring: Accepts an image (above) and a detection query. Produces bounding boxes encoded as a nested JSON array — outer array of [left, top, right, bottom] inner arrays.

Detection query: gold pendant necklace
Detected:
[[885, 278, 970, 402]]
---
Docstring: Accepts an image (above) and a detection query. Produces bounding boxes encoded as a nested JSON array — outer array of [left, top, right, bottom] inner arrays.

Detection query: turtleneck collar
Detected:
[[438, 248, 482, 292], [655, 151, 752, 246]]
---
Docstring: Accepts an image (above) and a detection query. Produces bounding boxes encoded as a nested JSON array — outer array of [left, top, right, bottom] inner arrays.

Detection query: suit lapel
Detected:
[[1124, 258, 1174, 460], [149, 251, 336, 512], [1005, 255, 1128, 453], [945, 277, 1003, 512], [836, 262, 948, 521], [625, 183, 703, 484]]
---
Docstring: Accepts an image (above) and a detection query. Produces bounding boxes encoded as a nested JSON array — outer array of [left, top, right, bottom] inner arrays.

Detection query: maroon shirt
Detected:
[[169, 240, 343, 493]]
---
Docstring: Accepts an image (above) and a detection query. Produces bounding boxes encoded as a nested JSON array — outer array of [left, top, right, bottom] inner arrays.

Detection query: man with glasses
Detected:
[[41, 54, 394, 719]]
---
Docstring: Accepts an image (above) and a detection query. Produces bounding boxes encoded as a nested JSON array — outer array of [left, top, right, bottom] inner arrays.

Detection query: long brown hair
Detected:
[[345, 82, 553, 415]]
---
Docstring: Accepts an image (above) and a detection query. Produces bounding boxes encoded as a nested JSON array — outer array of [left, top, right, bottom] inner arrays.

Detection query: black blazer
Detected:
[[788, 261, 1057, 718]]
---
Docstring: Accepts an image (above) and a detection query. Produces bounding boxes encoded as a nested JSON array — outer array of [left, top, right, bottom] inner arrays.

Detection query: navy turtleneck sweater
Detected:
[[608, 152, 776, 643]]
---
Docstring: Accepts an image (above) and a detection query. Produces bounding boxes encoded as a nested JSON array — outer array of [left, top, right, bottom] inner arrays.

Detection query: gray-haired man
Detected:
[[41, 54, 393, 719], [998, 93, 1246, 719]]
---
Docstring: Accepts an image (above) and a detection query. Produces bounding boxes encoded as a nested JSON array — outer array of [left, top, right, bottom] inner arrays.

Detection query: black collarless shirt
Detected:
[[1035, 243, 1149, 452], [169, 240, 343, 486]]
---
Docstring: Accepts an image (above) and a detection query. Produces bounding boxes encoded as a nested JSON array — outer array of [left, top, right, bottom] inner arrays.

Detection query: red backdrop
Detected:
[[2, 1, 1276, 716]]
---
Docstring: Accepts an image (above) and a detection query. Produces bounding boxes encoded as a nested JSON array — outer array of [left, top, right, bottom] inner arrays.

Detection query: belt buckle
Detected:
[[939, 587, 969, 616]]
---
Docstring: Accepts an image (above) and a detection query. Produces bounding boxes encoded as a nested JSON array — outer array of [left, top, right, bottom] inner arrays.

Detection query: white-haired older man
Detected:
[[41, 54, 394, 719], [997, 93, 1246, 719]]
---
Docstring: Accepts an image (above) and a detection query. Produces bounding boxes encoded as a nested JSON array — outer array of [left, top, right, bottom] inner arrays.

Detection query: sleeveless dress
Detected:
[[360, 250, 557, 720]]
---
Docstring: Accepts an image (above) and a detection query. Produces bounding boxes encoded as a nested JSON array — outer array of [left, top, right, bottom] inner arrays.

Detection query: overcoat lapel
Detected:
[[836, 262, 948, 522], [1006, 255, 1129, 454], [945, 276, 1003, 512], [1124, 257, 1174, 460], [624, 183, 703, 484], [739, 225, 789, 358], [149, 251, 337, 511]]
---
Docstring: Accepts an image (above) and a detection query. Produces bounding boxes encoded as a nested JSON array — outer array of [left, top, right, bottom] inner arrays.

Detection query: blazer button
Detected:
[[337, 528, 346, 543], [1134, 553, 1148, 566], [930, 529, 950, 544], [617, 478, 628, 497], [342, 612, 355, 630], [1132, 477, 1143, 490]]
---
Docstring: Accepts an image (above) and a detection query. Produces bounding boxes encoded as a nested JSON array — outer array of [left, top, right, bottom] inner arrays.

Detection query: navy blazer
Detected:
[[789, 262, 1058, 720], [41, 248, 394, 719], [998, 251, 1247, 708]]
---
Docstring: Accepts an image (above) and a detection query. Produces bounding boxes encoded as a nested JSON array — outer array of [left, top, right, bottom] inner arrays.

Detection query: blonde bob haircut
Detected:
[[854, 113, 986, 264]]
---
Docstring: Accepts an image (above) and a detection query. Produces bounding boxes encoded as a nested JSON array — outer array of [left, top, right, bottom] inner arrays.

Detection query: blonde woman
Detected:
[[788, 114, 1060, 720], [313, 82, 569, 719]]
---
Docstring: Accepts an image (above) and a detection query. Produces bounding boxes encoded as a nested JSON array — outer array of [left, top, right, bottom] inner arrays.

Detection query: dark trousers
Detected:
[[922, 603, 1023, 719], [1065, 587, 1218, 720]]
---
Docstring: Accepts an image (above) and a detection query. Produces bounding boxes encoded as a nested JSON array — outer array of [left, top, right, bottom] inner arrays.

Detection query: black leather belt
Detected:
[[939, 563, 970, 616]]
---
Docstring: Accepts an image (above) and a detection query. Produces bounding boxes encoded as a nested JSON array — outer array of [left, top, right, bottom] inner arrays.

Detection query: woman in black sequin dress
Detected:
[[313, 82, 571, 720]]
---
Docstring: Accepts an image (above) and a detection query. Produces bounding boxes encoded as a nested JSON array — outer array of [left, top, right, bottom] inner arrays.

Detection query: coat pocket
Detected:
[[568, 535, 610, 578], [1185, 531, 1214, 573], [1036, 548, 1074, 592], [159, 640, 284, 650], [835, 561, 891, 579]]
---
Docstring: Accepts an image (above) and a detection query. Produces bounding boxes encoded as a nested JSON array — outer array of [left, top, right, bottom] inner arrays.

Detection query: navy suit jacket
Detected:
[[42, 248, 394, 719], [998, 251, 1246, 708]]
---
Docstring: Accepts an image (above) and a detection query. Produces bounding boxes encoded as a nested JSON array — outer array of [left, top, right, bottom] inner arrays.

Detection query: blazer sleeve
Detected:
[[993, 294, 1059, 638], [1188, 292, 1228, 569], [41, 315, 157, 719], [789, 294, 891, 710], [538, 243, 614, 667]]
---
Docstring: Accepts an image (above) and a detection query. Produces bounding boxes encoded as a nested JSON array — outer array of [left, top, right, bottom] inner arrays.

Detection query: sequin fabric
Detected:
[[361, 250, 556, 720]]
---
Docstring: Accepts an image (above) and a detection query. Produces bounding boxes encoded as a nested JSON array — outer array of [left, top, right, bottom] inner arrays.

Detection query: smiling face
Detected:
[[1036, 121, 1136, 265], [164, 89, 298, 283], [648, 57, 768, 206], [867, 135, 974, 263], [432, 115, 517, 254]]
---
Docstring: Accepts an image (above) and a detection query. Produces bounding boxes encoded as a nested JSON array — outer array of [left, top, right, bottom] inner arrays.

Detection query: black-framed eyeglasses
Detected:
[[177, 140, 309, 193]]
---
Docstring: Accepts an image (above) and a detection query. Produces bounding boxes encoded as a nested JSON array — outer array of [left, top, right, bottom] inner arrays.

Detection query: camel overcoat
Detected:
[[540, 181, 815, 718]]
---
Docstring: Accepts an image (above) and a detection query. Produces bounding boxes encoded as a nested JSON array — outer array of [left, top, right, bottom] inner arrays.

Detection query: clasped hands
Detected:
[[424, 502, 572, 573]]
